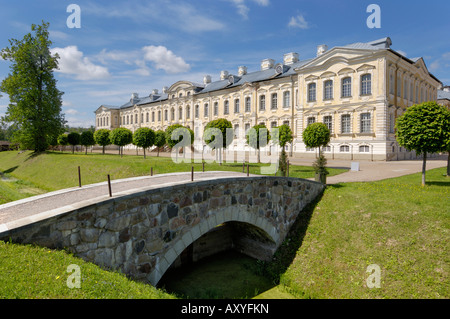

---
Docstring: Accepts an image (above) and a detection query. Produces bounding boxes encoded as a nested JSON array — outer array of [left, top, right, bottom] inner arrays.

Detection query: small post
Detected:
[[191, 166, 194, 181], [151, 167, 153, 176], [243, 161, 245, 173], [247, 164, 249, 177], [107, 174, 112, 197], [78, 166, 81, 187], [202, 162, 205, 172], [287, 160, 290, 177]]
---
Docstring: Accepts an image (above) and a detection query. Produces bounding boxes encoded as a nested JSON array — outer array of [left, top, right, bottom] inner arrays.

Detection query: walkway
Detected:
[[0, 171, 250, 231]]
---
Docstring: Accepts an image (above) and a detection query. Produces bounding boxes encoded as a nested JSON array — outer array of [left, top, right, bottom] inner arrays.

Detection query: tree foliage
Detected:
[[153, 130, 166, 157], [93, 129, 110, 154], [57, 133, 68, 151], [67, 132, 80, 154], [302, 123, 331, 180], [395, 101, 450, 186], [203, 118, 233, 149], [165, 124, 194, 149], [110, 127, 133, 157], [80, 130, 95, 155], [273, 124, 293, 176], [0, 21, 65, 152], [132, 127, 155, 159], [246, 124, 270, 163]]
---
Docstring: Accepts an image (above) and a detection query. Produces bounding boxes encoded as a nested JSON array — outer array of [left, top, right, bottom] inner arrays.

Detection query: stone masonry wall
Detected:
[[1, 176, 324, 286]]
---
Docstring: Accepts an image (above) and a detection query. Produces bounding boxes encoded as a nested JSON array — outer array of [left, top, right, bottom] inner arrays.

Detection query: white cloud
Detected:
[[430, 52, 450, 72], [51, 46, 110, 80], [288, 14, 310, 30], [65, 108, 80, 115], [228, 0, 270, 19], [142, 46, 190, 74]]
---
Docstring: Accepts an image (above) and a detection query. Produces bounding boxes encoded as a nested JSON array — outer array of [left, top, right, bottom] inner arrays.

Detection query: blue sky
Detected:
[[0, 0, 449, 127]]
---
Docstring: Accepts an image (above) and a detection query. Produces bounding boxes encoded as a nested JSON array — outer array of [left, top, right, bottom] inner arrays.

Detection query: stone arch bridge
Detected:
[[0, 172, 324, 286]]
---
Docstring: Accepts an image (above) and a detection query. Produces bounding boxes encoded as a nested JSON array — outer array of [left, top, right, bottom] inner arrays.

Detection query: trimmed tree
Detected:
[[203, 118, 233, 164], [110, 127, 133, 157], [80, 130, 95, 155], [165, 124, 194, 161], [67, 132, 80, 154], [246, 124, 271, 163], [395, 101, 450, 186], [274, 124, 293, 176], [133, 127, 155, 159], [154, 130, 166, 157], [93, 129, 110, 154], [302, 122, 331, 183], [57, 133, 68, 152]]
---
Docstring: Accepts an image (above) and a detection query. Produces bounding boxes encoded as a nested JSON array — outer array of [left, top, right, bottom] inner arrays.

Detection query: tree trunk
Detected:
[[102, 145, 105, 154], [422, 152, 427, 187], [157, 148, 160, 157], [447, 150, 450, 177], [85, 146, 87, 155], [144, 148, 146, 159]]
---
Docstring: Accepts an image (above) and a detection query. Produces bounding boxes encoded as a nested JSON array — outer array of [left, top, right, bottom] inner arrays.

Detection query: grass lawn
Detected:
[[0, 150, 447, 299], [269, 167, 449, 299], [0, 241, 174, 299], [0, 150, 346, 193]]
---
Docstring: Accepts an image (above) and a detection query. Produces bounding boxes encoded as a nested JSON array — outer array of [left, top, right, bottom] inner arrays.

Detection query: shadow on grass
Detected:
[[261, 188, 326, 284], [425, 180, 450, 187], [2, 166, 18, 174]]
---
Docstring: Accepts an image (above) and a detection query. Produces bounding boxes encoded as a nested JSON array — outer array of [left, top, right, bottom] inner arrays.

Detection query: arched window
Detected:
[[340, 145, 350, 152], [359, 145, 370, 153]]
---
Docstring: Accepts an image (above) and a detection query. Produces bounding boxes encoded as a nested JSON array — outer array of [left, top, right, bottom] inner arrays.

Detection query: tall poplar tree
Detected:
[[0, 21, 65, 152]]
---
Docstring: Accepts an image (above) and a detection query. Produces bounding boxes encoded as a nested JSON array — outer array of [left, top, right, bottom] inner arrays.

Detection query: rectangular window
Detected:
[[404, 80, 408, 100], [204, 103, 209, 117], [271, 121, 277, 129], [214, 102, 218, 116], [195, 105, 199, 118], [245, 97, 251, 112], [308, 83, 316, 102], [271, 93, 278, 110], [324, 80, 333, 100], [152, 112, 155, 122], [245, 123, 251, 135], [323, 116, 332, 132], [234, 99, 240, 113], [179, 108, 183, 120], [360, 113, 371, 133], [410, 83, 414, 101], [361, 74, 372, 95], [389, 74, 394, 94], [259, 95, 266, 111], [307, 117, 316, 127], [340, 145, 350, 152], [283, 120, 290, 127], [283, 91, 290, 108], [341, 114, 351, 134], [164, 110, 168, 121], [397, 77, 402, 97], [342, 77, 352, 97], [186, 107, 190, 119], [158, 111, 161, 121], [389, 113, 395, 133], [224, 101, 229, 115]]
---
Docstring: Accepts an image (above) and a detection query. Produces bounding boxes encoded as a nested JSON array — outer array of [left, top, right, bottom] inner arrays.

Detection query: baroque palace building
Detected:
[[94, 37, 442, 161]]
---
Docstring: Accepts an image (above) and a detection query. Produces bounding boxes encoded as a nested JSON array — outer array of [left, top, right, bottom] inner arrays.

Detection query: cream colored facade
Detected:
[[94, 37, 442, 161]]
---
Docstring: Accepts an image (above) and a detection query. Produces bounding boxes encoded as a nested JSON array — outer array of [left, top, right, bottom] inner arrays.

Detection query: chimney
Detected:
[[317, 45, 328, 57], [261, 58, 275, 71], [443, 86, 450, 92], [238, 66, 247, 76], [283, 52, 299, 65], [131, 93, 139, 103], [162, 86, 168, 94], [203, 75, 212, 85], [152, 89, 159, 95], [220, 70, 229, 80]]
